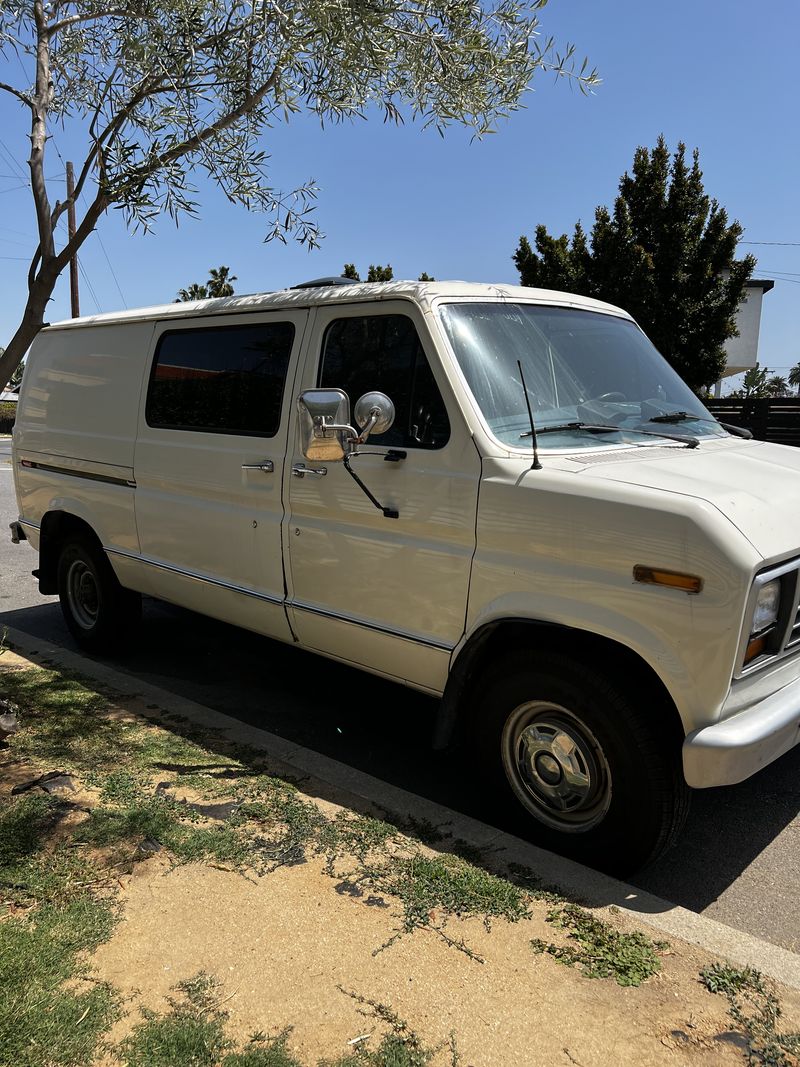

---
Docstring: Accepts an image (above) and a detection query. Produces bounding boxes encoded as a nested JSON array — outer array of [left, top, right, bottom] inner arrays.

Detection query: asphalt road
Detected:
[[2, 435, 799, 953]]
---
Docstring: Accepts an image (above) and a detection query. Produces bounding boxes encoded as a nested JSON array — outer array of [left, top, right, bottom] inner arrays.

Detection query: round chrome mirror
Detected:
[[354, 391, 395, 439]]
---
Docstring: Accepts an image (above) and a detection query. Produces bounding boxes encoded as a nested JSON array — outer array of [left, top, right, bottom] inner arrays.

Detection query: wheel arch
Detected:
[[38, 510, 104, 594], [433, 619, 685, 751]]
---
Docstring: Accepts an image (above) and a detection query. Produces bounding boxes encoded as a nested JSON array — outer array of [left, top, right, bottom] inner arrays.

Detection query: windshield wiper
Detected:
[[641, 409, 750, 438], [520, 421, 699, 448], [645, 411, 702, 424]]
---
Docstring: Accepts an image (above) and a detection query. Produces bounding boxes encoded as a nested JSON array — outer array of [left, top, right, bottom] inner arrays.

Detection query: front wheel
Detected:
[[471, 650, 690, 877], [57, 535, 141, 653]]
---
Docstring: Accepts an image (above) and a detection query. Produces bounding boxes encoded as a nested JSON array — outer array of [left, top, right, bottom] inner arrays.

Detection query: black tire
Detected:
[[471, 650, 690, 877], [57, 535, 141, 652]]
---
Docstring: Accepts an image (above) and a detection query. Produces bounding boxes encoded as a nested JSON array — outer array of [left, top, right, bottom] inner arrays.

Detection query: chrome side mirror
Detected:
[[297, 388, 356, 462], [353, 391, 395, 441]]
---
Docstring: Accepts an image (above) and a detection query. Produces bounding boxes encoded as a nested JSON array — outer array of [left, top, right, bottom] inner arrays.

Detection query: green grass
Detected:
[[378, 852, 530, 931], [120, 973, 232, 1067], [119, 976, 448, 1067], [530, 903, 667, 987], [0, 793, 120, 1066], [700, 963, 800, 1066], [0, 897, 119, 1067]]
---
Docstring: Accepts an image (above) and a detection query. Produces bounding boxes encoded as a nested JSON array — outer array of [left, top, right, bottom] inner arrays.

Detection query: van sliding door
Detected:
[[132, 310, 308, 640]]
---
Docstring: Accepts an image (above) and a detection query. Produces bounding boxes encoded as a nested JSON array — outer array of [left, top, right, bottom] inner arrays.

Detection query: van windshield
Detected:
[[437, 302, 727, 450]]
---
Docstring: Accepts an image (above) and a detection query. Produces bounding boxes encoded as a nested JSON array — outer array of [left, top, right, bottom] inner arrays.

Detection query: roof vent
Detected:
[[291, 276, 355, 290]]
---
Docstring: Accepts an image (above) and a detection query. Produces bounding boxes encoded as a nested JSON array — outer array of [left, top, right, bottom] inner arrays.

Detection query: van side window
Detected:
[[147, 322, 295, 436], [318, 314, 450, 449]]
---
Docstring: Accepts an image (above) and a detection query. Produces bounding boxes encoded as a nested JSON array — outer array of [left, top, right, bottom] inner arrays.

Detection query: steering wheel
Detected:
[[590, 392, 627, 403]]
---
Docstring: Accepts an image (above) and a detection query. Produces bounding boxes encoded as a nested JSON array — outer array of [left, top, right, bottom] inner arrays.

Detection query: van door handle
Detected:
[[241, 461, 274, 473], [292, 463, 327, 478]]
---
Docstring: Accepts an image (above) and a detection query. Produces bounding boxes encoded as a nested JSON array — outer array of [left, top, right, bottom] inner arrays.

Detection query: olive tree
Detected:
[[0, 0, 597, 387]]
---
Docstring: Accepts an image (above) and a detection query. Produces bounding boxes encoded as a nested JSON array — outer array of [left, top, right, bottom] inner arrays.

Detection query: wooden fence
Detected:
[[705, 398, 800, 448]]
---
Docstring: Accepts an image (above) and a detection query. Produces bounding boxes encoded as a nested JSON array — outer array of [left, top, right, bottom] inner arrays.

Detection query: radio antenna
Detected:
[[517, 360, 542, 471]]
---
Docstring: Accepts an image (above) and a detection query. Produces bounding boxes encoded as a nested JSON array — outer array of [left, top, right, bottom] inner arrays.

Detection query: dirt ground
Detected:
[[89, 844, 775, 1067], [3, 647, 799, 1067]]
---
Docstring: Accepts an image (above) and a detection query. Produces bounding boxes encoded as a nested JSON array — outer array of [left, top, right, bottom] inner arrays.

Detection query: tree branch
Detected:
[[48, 8, 127, 36], [0, 81, 34, 109], [156, 67, 281, 171], [50, 73, 166, 230], [53, 189, 107, 274]]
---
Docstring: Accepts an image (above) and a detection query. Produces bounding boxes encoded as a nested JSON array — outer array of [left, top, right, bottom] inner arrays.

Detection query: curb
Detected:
[[4, 622, 800, 991]]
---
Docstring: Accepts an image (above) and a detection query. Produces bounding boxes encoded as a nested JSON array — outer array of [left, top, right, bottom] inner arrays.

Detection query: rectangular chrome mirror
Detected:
[[297, 388, 352, 462]]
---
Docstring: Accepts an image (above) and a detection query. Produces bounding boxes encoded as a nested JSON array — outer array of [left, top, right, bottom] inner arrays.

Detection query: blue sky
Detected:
[[1, 0, 798, 384]]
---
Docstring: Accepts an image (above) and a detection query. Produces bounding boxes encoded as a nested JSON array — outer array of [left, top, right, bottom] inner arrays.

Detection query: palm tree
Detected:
[[176, 282, 208, 302], [766, 375, 790, 398], [207, 266, 237, 298], [176, 266, 237, 302], [789, 363, 800, 396]]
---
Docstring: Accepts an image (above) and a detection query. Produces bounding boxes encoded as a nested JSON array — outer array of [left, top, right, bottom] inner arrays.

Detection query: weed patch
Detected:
[[118, 975, 451, 1067], [531, 903, 666, 986], [700, 963, 800, 1066]]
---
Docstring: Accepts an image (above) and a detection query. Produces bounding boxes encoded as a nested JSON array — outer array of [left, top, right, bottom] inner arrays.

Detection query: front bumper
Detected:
[[683, 675, 800, 788]]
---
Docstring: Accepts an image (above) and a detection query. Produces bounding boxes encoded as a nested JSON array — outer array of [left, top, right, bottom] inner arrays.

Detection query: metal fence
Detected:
[[705, 398, 800, 448]]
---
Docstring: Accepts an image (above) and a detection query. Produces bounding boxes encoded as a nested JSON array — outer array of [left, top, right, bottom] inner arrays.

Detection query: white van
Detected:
[[11, 279, 800, 874]]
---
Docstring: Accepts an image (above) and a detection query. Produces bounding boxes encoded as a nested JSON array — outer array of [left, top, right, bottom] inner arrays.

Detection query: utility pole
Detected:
[[66, 162, 80, 318]]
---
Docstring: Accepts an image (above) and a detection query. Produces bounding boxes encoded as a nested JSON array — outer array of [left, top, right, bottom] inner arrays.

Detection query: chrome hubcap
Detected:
[[66, 559, 99, 630], [501, 702, 612, 833]]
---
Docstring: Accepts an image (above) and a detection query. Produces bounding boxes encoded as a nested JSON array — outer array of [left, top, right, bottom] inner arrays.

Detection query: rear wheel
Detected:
[[57, 536, 141, 652], [472, 650, 690, 876]]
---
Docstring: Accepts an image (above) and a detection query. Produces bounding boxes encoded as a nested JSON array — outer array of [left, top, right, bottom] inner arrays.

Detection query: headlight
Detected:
[[752, 579, 781, 635]]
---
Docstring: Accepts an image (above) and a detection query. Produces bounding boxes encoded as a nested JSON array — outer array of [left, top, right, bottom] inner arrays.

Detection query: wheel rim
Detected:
[[65, 558, 100, 630], [500, 701, 612, 833]]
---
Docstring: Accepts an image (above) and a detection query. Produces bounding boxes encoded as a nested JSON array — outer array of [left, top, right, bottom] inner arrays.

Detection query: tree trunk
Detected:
[[0, 275, 55, 388]]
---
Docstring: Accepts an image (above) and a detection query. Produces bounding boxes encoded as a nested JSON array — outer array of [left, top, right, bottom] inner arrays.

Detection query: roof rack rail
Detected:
[[290, 276, 355, 290]]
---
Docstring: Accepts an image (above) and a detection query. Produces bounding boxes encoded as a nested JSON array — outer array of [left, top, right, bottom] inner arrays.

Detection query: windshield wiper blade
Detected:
[[521, 422, 616, 437], [520, 421, 699, 448], [646, 411, 701, 424]]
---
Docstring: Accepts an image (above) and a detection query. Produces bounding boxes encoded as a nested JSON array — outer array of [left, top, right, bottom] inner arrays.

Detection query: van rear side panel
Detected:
[[13, 321, 153, 557], [15, 321, 153, 467]]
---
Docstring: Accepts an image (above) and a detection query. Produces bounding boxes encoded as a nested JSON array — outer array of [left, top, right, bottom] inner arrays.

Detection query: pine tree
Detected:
[[367, 264, 394, 282], [341, 264, 434, 282], [513, 137, 756, 392]]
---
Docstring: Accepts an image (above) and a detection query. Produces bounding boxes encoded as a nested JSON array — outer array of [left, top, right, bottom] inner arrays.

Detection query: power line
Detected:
[[742, 241, 800, 247], [77, 259, 102, 313], [79, 190, 128, 309], [0, 137, 28, 182]]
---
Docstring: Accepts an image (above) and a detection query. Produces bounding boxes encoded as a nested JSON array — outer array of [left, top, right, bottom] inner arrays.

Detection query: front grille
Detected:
[[786, 603, 800, 650]]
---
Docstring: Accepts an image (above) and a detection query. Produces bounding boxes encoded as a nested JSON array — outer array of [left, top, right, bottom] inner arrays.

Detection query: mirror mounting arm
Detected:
[[312, 416, 360, 445], [343, 453, 399, 519], [314, 408, 382, 447]]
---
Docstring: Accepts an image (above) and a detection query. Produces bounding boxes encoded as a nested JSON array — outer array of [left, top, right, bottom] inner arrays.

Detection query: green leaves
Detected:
[[4, 0, 597, 249]]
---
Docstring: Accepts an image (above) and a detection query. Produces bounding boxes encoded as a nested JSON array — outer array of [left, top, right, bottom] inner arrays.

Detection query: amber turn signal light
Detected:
[[743, 634, 767, 665], [633, 566, 703, 594]]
